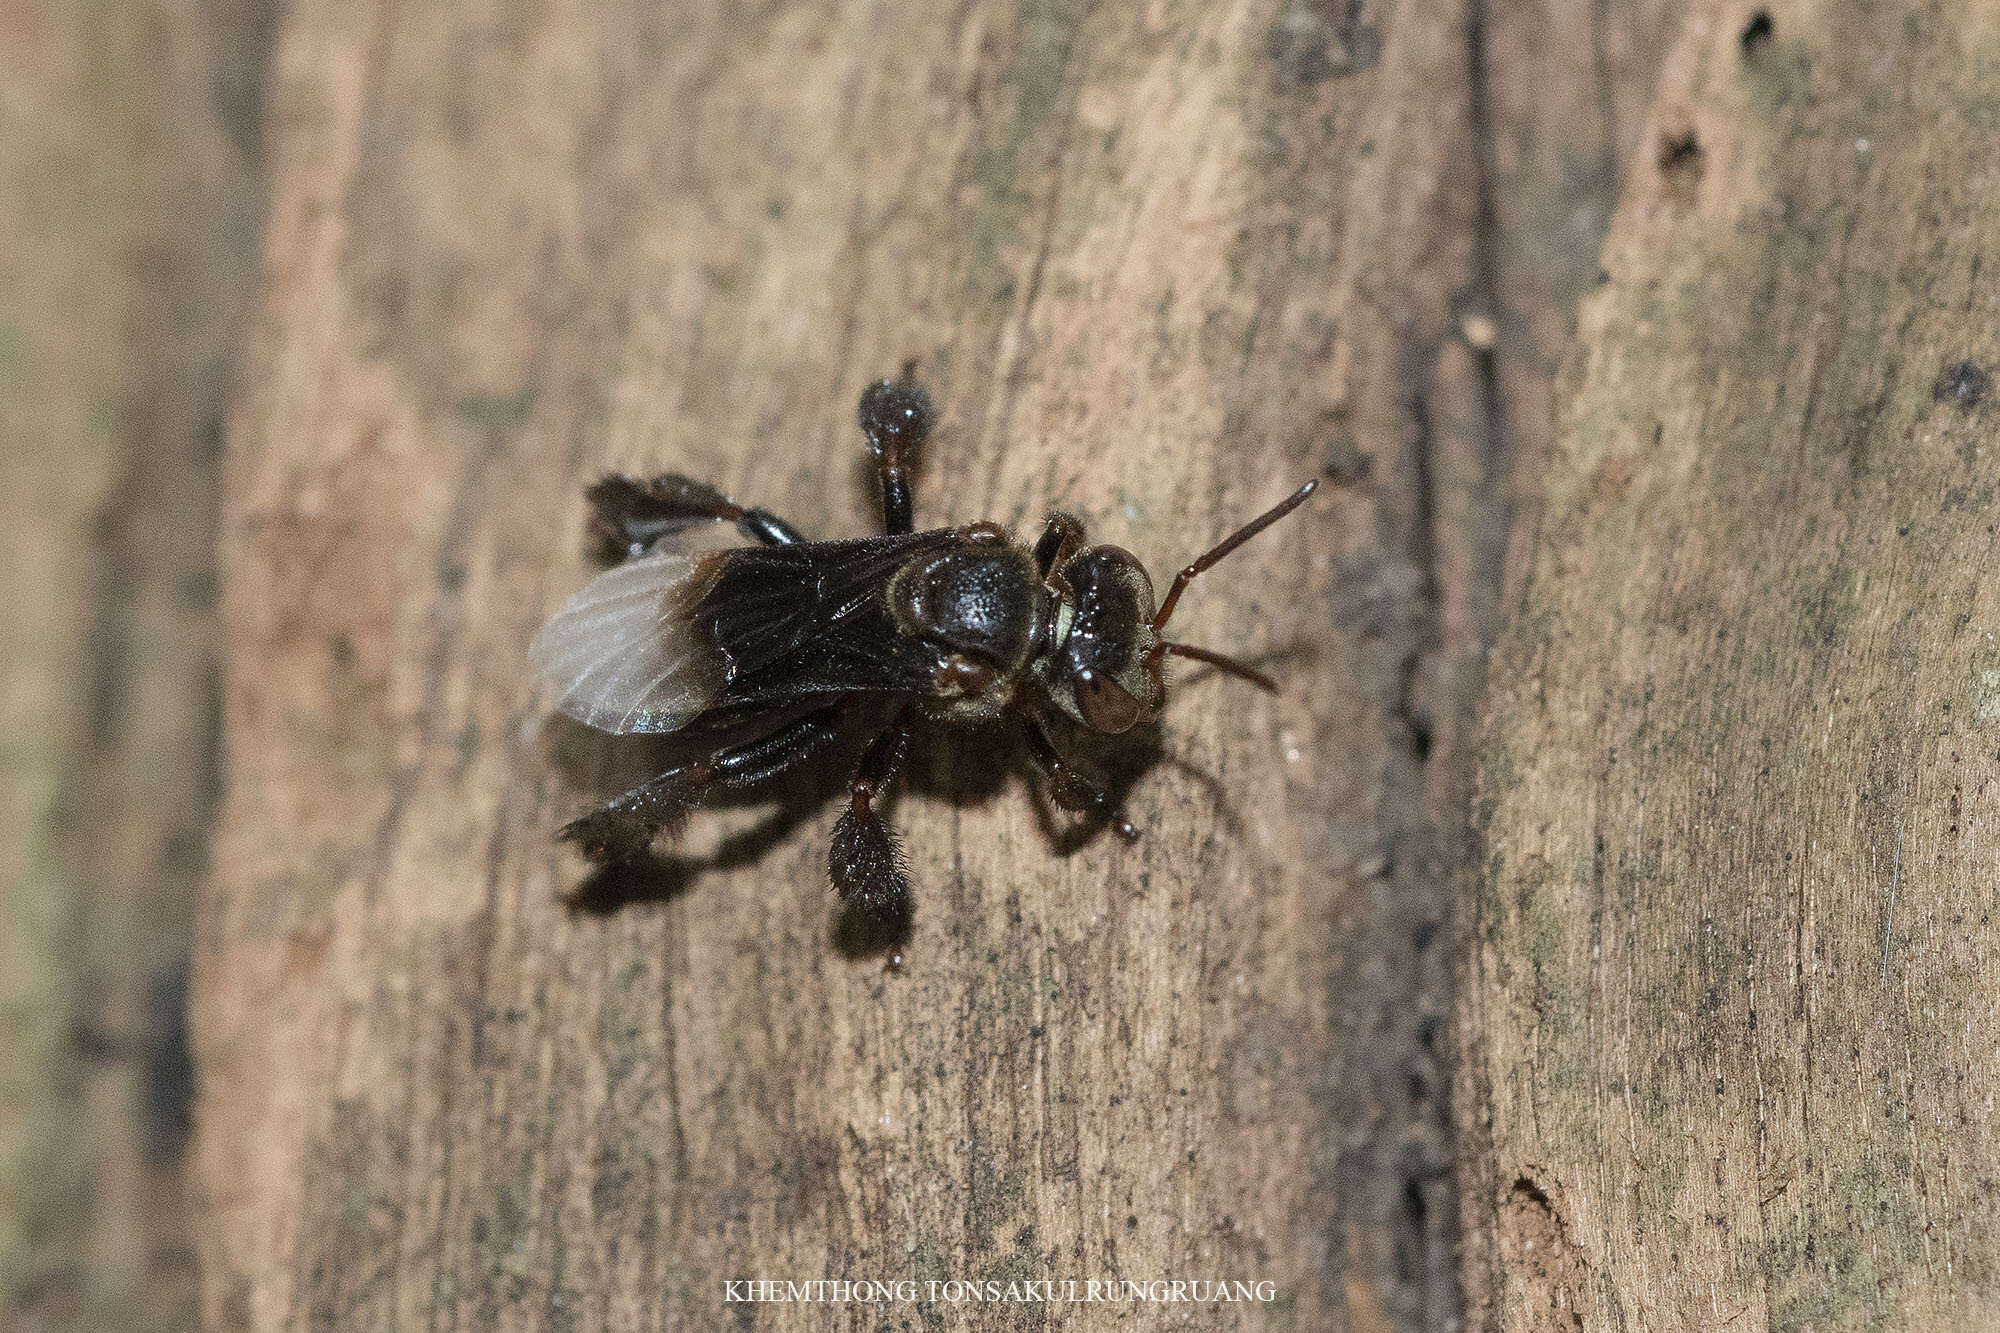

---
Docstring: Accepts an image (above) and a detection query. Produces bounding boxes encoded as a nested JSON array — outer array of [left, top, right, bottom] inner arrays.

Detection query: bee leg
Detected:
[[829, 713, 916, 919], [558, 765, 711, 864], [856, 377, 934, 536], [561, 706, 847, 863], [586, 472, 802, 558], [1020, 716, 1141, 843], [1032, 513, 1087, 580]]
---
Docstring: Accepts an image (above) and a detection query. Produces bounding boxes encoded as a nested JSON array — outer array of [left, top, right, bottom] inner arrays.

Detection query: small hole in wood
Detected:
[[1741, 10, 1774, 56], [1658, 129, 1706, 206]]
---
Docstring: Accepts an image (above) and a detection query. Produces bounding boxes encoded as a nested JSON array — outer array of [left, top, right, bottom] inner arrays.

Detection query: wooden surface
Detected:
[[192, 0, 1541, 1326], [0, 2, 264, 1328], [1461, 0, 2000, 1326], [23, 0, 1994, 1327], [0, 4, 131, 1314]]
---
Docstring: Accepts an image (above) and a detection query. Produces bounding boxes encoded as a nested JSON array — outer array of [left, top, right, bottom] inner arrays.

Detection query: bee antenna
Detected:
[[1151, 480, 1318, 633], [1160, 642, 1279, 693]]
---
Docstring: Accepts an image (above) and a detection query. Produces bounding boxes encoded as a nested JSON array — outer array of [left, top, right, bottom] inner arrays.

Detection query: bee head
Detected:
[[1037, 480, 1320, 733], [1039, 546, 1164, 735]]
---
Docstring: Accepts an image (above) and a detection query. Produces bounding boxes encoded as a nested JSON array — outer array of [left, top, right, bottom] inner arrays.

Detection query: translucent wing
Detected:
[[528, 550, 727, 734]]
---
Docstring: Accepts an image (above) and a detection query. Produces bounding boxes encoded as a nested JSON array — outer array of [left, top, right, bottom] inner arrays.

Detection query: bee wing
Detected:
[[528, 550, 727, 734]]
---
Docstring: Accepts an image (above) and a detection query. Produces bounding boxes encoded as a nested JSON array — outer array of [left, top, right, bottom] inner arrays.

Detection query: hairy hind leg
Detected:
[[561, 705, 845, 863], [828, 710, 917, 919], [587, 473, 803, 558]]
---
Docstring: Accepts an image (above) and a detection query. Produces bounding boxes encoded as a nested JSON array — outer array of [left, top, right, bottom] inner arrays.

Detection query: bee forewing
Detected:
[[528, 550, 725, 734]]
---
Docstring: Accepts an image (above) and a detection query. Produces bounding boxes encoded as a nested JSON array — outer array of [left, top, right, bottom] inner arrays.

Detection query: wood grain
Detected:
[[1461, 0, 2000, 1326], [0, 3, 135, 1313], [184, 0, 1744, 1326], [196, 0, 1512, 1327], [0, 2, 265, 1327]]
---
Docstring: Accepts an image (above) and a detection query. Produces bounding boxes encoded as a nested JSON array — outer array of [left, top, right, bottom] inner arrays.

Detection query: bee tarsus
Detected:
[[1021, 716, 1141, 843], [829, 710, 917, 919]]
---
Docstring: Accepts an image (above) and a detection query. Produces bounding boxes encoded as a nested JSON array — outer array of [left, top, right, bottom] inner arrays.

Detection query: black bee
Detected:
[[530, 375, 1316, 921]]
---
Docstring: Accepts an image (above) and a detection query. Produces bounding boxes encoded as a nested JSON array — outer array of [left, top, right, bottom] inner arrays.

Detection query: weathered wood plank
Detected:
[[194, 0, 1525, 1327], [0, 2, 265, 1327], [0, 4, 135, 1312], [1462, 0, 2000, 1325]]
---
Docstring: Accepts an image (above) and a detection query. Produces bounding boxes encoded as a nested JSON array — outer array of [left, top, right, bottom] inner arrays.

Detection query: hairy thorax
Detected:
[[887, 534, 1048, 722]]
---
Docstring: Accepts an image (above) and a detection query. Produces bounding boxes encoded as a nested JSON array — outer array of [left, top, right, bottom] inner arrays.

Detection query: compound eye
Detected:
[[1075, 669, 1143, 734]]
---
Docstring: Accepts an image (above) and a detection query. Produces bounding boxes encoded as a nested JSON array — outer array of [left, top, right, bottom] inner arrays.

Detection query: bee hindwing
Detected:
[[528, 550, 726, 734]]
